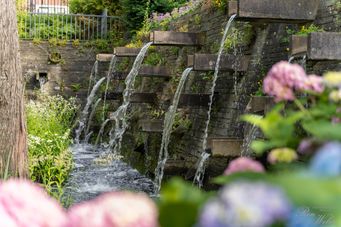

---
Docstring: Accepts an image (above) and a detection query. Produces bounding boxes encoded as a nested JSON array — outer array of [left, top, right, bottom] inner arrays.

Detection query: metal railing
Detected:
[[17, 0, 123, 40]]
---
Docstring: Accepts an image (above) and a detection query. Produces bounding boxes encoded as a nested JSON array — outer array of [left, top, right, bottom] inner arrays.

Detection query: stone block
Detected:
[[308, 32, 341, 60], [208, 138, 243, 157], [113, 47, 141, 57], [139, 119, 164, 133], [150, 31, 205, 46], [228, 0, 319, 22], [290, 35, 308, 56]]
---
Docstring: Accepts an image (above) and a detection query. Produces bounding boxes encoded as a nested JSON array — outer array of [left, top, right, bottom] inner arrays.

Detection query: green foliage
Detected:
[[26, 94, 77, 201], [224, 23, 254, 51], [69, 0, 122, 15], [242, 104, 304, 154], [294, 24, 324, 36], [120, 0, 187, 34], [144, 51, 165, 66], [158, 178, 210, 227], [212, 0, 227, 10]]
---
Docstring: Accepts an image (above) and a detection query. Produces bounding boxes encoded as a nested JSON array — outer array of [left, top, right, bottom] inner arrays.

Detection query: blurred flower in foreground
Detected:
[[288, 208, 321, 227], [224, 157, 265, 175], [65, 192, 158, 227], [0, 179, 67, 227], [323, 72, 341, 88], [305, 75, 325, 94], [199, 182, 291, 227], [263, 61, 307, 102], [268, 148, 298, 164], [263, 61, 324, 102], [329, 89, 341, 102], [310, 142, 341, 177]]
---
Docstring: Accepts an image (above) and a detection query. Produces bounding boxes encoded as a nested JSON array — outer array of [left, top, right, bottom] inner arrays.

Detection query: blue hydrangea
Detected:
[[288, 208, 321, 227], [310, 142, 341, 177], [198, 182, 291, 227]]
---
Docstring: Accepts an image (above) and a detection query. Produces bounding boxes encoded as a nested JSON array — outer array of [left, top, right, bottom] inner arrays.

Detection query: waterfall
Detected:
[[102, 55, 118, 121], [288, 56, 295, 63], [193, 152, 211, 188], [241, 120, 262, 157], [301, 55, 307, 70], [193, 14, 237, 187], [87, 61, 99, 96], [107, 42, 153, 155], [154, 67, 193, 193], [85, 98, 102, 139], [75, 77, 106, 144], [95, 118, 112, 145]]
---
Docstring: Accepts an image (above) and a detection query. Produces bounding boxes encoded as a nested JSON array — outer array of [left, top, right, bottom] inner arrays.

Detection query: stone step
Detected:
[[113, 47, 142, 57], [150, 31, 205, 46], [111, 65, 171, 80], [138, 119, 164, 133], [207, 137, 243, 158], [291, 32, 341, 60], [105, 92, 157, 104], [228, 0, 319, 23], [187, 54, 250, 72], [245, 96, 274, 114]]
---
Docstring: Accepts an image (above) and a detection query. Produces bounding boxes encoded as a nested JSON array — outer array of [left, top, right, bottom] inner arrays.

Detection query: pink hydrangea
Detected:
[[263, 61, 323, 101], [224, 157, 265, 175], [65, 192, 158, 227], [0, 179, 67, 227], [305, 75, 325, 93]]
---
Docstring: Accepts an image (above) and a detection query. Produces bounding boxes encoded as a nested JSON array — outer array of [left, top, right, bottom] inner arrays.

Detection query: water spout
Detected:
[[87, 61, 99, 96], [85, 98, 102, 137], [107, 42, 153, 155], [288, 56, 295, 63], [193, 152, 211, 188], [75, 77, 106, 144], [154, 67, 193, 193], [193, 14, 237, 187], [102, 55, 117, 121]]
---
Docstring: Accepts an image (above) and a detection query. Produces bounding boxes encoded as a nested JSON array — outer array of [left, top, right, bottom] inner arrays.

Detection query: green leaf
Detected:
[[303, 120, 341, 141], [158, 178, 209, 227]]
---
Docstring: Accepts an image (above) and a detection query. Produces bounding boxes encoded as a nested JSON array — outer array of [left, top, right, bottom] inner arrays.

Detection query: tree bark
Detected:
[[0, 0, 28, 177]]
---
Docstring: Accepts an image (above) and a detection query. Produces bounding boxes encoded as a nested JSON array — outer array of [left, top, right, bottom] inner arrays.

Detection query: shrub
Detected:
[[26, 94, 77, 200]]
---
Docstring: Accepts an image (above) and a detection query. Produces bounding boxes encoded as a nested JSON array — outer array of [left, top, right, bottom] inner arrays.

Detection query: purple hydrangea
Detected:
[[288, 208, 321, 227], [199, 182, 291, 227], [310, 142, 341, 177]]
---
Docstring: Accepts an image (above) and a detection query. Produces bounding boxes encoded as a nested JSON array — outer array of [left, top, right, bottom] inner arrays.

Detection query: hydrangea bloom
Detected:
[[199, 182, 291, 227], [310, 142, 341, 177], [65, 192, 158, 227], [323, 72, 341, 88], [263, 61, 324, 102], [0, 179, 67, 227], [305, 75, 324, 93], [224, 157, 265, 175], [268, 148, 298, 164], [287, 208, 321, 227]]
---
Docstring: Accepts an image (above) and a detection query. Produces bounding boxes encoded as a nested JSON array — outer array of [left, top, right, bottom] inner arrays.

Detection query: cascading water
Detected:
[[102, 55, 117, 121], [193, 14, 237, 187], [87, 61, 99, 96], [240, 117, 263, 157], [154, 67, 193, 193], [193, 152, 211, 188], [95, 118, 112, 145], [288, 56, 295, 63], [107, 42, 153, 155], [74, 77, 106, 144], [84, 98, 102, 140]]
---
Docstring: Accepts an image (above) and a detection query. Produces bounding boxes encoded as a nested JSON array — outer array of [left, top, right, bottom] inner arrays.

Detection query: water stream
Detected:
[[193, 152, 211, 188], [74, 77, 106, 144], [64, 144, 154, 204], [154, 67, 193, 193], [193, 14, 237, 187], [102, 55, 118, 121], [87, 61, 99, 96], [107, 42, 153, 155], [84, 98, 102, 140]]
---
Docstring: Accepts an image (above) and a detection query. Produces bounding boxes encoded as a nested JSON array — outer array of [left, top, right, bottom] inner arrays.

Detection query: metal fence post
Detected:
[[101, 9, 108, 39]]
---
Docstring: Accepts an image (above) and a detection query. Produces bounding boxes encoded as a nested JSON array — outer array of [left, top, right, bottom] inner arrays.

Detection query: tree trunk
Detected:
[[0, 0, 28, 177]]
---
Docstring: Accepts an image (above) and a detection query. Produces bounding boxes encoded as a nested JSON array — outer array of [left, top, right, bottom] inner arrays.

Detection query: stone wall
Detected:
[[119, 0, 341, 188], [20, 41, 105, 100]]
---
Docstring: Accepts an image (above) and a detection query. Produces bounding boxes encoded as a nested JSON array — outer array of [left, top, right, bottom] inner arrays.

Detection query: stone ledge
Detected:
[[150, 31, 205, 46]]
